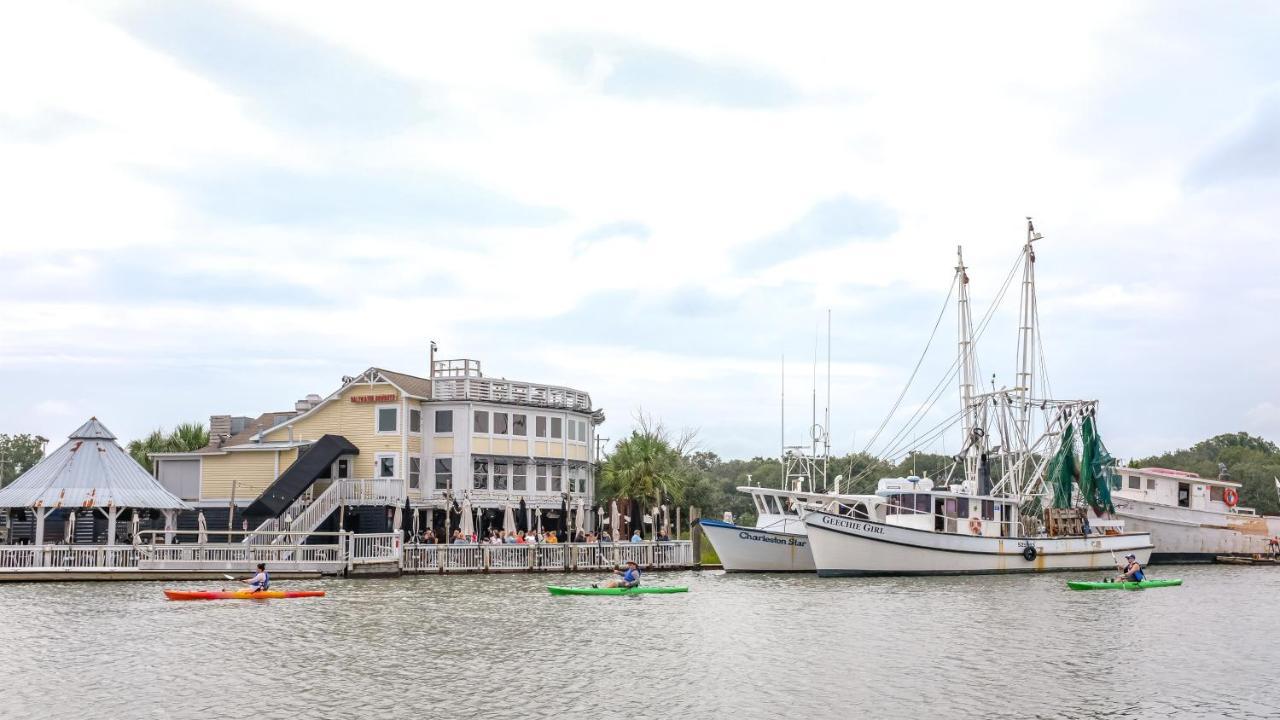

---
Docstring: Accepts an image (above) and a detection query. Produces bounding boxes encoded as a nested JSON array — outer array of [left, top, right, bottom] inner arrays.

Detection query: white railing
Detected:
[[0, 545, 140, 569], [400, 541, 694, 573], [339, 478, 405, 505], [431, 376, 591, 411], [350, 532, 401, 565], [244, 493, 314, 545]]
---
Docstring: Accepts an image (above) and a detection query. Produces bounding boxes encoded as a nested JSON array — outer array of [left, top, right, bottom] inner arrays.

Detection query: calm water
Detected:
[[1, 565, 1277, 719]]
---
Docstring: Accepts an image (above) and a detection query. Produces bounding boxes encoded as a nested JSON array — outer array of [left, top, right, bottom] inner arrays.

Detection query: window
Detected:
[[493, 412, 509, 435], [434, 459, 452, 490], [376, 454, 397, 479], [409, 408, 421, 433], [536, 464, 547, 492], [513, 462, 527, 491], [409, 457, 421, 489], [1128, 475, 1141, 489], [377, 406, 399, 433], [435, 410, 453, 433], [535, 416, 547, 438], [566, 420, 576, 442], [578, 420, 587, 442], [1210, 486, 1225, 502], [551, 465, 563, 492], [473, 459, 489, 490], [474, 411, 489, 434], [1146, 477, 1155, 490], [981, 499, 995, 521], [512, 414, 527, 437], [336, 458, 351, 479], [551, 417, 562, 439], [493, 461, 508, 490]]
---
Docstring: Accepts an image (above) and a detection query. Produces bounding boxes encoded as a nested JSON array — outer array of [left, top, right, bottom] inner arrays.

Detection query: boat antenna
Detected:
[[826, 308, 832, 492], [780, 353, 785, 488], [1014, 217, 1043, 489]]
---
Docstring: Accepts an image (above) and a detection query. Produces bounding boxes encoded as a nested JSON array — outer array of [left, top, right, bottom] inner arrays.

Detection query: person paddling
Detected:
[[1115, 554, 1145, 582], [593, 560, 640, 589], [241, 563, 270, 592]]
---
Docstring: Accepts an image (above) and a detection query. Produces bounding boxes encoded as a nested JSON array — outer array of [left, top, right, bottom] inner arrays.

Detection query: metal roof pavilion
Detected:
[[0, 418, 191, 510]]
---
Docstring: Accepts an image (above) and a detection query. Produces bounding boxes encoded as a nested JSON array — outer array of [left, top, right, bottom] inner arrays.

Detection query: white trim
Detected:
[[375, 404, 400, 435]]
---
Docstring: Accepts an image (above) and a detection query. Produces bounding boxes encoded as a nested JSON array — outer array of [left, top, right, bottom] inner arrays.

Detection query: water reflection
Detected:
[[0, 565, 1277, 719]]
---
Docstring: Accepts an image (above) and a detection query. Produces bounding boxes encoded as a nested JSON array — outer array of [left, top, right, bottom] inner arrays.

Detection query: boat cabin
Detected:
[[874, 476, 1023, 537], [740, 486, 881, 534], [1110, 467, 1248, 514]]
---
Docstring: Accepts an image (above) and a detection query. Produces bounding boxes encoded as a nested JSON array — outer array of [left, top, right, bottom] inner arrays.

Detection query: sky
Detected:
[[1, 1, 1278, 463]]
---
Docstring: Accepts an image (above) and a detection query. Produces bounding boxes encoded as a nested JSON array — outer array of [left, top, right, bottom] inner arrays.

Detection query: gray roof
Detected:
[[0, 418, 191, 510]]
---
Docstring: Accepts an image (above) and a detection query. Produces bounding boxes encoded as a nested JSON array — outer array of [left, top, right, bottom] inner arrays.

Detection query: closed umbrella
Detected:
[[518, 497, 528, 532], [412, 508, 421, 541], [130, 509, 140, 544], [65, 510, 75, 544], [536, 508, 543, 534], [596, 505, 604, 534], [197, 510, 208, 544], [393, 504, 403, 534], [575, 498, 586, 537], [460, 498, 474, 540], [609, 501, 620, 539], [503, 503, 516, 535]]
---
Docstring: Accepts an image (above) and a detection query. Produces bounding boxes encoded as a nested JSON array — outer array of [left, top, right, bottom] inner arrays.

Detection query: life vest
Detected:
[[254, 571, 270, 590]]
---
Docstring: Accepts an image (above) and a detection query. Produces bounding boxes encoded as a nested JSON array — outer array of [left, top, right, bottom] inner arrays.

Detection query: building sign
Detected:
[[350, 393, 398, 404]]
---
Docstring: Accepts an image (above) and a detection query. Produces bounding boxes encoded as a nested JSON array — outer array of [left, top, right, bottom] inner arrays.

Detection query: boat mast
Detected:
[[1014, 218, 1043, 489], [825, 309, 832, 492], [956, 246, 980, 484], [780, 354, 785, 489]]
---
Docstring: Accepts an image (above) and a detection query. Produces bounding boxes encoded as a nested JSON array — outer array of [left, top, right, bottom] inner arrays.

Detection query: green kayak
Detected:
[[1067, 579, 1183, 591], [547, 586, 689, 596]]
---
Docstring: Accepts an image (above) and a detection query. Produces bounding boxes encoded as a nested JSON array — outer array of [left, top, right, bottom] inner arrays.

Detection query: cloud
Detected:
[[156, 166, 565, 229], [1187, 88, 1280, 187], [736, 196, 898, 270], [118, 1, 429, 135], [542, 34, 799, 108], [573, 220, 650, 254]]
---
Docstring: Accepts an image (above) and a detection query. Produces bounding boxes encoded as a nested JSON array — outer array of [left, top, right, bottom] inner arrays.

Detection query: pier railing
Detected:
[[0, 545, 140, 569], [400, 541, 693, 573]]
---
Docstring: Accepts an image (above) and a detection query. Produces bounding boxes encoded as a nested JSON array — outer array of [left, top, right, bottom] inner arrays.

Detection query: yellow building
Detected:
[[152, 356, 601, 538]]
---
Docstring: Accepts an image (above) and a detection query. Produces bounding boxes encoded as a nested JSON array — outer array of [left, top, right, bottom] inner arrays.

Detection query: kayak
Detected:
[[163, 589, 326, 601], [1066, 579, 1182, 591], [547, 586, 688, 596]]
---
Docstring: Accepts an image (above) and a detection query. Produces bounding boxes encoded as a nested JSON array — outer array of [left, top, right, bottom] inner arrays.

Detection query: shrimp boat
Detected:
[[700, 453, 882, 572], [805, 220, 1153, 576], [1110, 466, 1280, 563]]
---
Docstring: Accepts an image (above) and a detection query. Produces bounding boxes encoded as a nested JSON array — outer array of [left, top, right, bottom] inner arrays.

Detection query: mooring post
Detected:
[[690, 506, 702, 568]]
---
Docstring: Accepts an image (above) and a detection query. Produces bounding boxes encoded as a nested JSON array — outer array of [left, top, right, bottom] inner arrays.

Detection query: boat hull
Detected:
[[804, 511, 1153, 577], [1066, 579, 1182, 591], [163, 589, 326, 601], [1114, 499, 1280, 563], [699, 518, 815, 572]]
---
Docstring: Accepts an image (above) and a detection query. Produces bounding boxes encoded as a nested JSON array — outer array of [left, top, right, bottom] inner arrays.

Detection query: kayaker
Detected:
[[241, 563, 270, 592], [1116, 554, 1145, 582], [593, 560, 641, 589]]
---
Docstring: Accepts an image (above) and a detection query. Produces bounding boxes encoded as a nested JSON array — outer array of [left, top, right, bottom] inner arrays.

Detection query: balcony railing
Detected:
[[431, 376, 591, 412]]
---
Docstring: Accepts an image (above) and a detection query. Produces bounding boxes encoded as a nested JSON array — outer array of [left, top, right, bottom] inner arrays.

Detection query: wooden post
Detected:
[[690, 506, 702, 568], [676, 507, 682, 540]]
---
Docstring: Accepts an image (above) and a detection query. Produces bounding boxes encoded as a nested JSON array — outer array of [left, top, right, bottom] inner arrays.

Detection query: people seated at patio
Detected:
[[450, 529, 467, 544], [631, 530, 642, 542], [421, 529, 437, 544]]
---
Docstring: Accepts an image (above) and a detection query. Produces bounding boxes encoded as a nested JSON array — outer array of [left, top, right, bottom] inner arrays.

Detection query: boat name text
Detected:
[[737, 530, 806, 547], [820, 515, 886, 534]]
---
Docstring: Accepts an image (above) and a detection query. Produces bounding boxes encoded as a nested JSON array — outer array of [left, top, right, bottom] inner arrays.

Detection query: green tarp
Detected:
[[1048, 422, 1077, 509]]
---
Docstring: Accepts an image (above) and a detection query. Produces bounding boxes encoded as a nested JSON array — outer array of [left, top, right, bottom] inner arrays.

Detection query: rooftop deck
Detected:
[[430, 358, 593, 412]]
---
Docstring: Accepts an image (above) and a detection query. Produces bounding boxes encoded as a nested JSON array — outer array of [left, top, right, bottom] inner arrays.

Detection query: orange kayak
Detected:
[[163, 589, 326, 601]]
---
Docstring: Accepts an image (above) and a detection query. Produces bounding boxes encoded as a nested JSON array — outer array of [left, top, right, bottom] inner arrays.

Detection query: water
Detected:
[[1, 565, 1277, 719]]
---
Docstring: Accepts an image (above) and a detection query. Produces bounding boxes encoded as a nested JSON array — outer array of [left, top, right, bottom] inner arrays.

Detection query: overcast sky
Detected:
[[2, 1, 1278, 463]]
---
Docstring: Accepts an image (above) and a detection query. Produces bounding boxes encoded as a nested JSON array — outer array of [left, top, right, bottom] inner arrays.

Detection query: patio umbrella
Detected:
[[518, 497, 528, 532], [460, 498, 474, 540], [393, 505, 403, 538], [610, 501, 620, 537], [503, 503, 516, 535], [130, 509, 140, 544], [65, 510, 75, 544], [596, 505, 604, 534], [197, 510, 208, 544], [575, 498, 586, 536], [536, 508, 542, 533], [412, 507, 421, 541]]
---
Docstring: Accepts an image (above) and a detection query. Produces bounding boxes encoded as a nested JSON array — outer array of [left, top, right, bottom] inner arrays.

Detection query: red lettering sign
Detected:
[[350, 394, 398, 404]]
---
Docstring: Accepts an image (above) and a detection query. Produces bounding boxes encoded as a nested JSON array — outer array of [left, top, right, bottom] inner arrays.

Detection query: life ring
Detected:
[[1223, 488, 1238, 507], [1023, 545, 1037, 562], [968, 518, 982, 535]]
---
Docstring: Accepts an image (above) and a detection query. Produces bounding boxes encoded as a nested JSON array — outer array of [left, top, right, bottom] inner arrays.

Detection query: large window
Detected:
[[1146, 477, 1156, 490], [1210, 485, 1225, 502], [409, 457, 421, 489], [551, 417, 562, 439], [535, 416, 547, 438], [512, 414, 527, 437], [473, 459, 489, 490], [377, 406, 399, 433], [434, 459, 452, 490], [551, 465, 563, 492], [1128, 475, 1141, 489], [376, 454, 397, 479], [435, 410, 453, 433], [536, 464, 547, 492], [513, 462, 527, 491], [409, 408, 421, 433], [493, 412, 509, 435], [474, 411, 489, 434], [494, 461, 508, 491]]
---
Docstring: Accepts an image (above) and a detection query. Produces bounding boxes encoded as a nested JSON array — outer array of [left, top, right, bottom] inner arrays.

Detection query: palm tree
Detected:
[[599, 415, 699, 535], [127, 430, 171, 473], [126, 422, 209, 473]]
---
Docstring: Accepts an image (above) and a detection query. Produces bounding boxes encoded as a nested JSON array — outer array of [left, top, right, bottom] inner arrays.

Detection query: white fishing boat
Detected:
[[1111, 466, 1280, 562], [805, 220, 1152, 576]]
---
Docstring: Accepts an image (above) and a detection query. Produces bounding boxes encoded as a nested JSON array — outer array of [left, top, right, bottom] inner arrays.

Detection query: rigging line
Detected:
[[840, 250, 1024, 491], [856, 273, 958, 458], [869, 250, 1023, 462], [843, 250, 1024, 491]]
